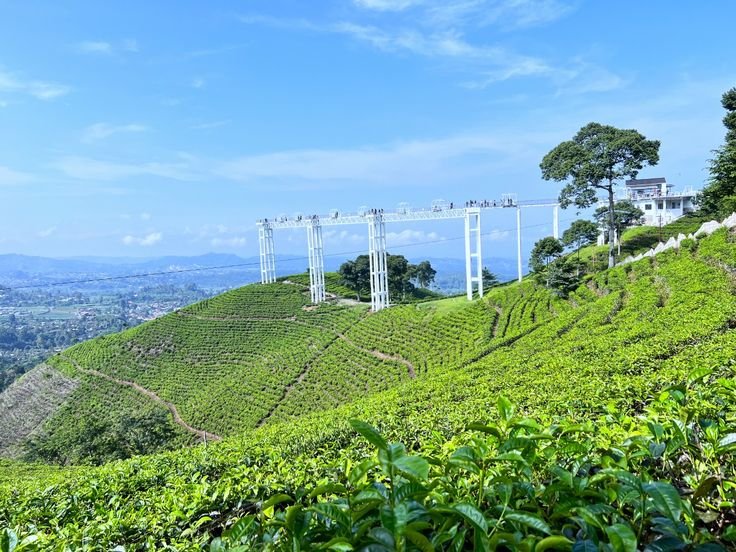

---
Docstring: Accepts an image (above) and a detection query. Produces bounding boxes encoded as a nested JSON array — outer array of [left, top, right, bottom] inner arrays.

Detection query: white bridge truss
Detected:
[[464, 208, 483, 300], [367, 214, 389, 311], [258, 223, 276, 284], [306, 219, 326, 303], [256, 196, 560, 311]]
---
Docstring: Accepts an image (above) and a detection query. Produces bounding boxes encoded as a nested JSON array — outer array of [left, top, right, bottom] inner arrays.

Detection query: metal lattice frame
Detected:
[[516, 207, 523, 282], [367, 214, 389, 311], [464, 208, 483, 299], [306, 220, 326, 303], [257, 222, 276, 284], [257, 196, 561, 305]]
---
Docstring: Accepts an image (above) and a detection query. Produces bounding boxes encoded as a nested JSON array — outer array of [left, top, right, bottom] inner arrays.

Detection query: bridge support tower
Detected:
[[306, 219, 326, 303], [257, 222, 276, 284], [367, 213, 389, 311], [464, 207, 483, 300]]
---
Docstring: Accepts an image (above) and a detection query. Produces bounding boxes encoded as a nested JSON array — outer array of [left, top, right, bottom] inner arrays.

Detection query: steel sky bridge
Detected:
[[257, 195, 559, 311]]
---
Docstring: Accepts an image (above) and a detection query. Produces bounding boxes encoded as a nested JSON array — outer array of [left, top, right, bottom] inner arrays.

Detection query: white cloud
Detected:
[[0, 69, 70, 101], [122, 232, 162, 246], [191, 77, 206, 89], [216, 132, 542, 186], [122, 39, 139, 52], [0, 165, 34, 186], [425, 0, 575, 30], [81, 122, 148, 143], [191, 120, 230, 130], [37, 226, 57, 238], [210, 236, 247, 247], [486, 229, 511, 241], [76, 41, 113, 54], [76, 39, 139, 55], [140, 212, 152, 221], [323, 229, 365, 246], [354, 0, 424, 11], [387, 229, 442, 246], [239, 13, 568, 87], [54, 155, 199, 181]]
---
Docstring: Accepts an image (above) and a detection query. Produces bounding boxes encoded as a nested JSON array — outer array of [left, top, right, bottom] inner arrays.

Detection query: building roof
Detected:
[[625, 177, 667, 187]]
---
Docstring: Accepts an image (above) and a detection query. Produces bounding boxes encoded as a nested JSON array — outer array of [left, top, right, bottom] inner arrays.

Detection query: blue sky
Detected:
[[0, 1, 734, 260]]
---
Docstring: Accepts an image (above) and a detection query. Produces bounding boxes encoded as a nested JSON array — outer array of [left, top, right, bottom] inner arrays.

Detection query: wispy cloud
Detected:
[[122, 232, 162, 246], [76, 41, 113, 54], [75, 38, 139, 55], [486, 228, 511, 241], [238, 10, 590, 90], [81, 122, 148, 143], [422, 0, 575, 30], [215, 131, 545, 186], [54, 155, 199, 181], [387, 229, 443, 246], [0, 69, 70, 100], [0, 165, 35, 186], [191, 120, 230, 130], [190, 77, 206, 89], [210, 236, 247, 248], [37, 226, 57, 238], [353, 0, 425, 11]]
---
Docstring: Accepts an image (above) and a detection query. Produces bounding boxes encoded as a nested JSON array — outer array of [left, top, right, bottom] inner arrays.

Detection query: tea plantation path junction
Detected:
[[257, 196, 560, 311]]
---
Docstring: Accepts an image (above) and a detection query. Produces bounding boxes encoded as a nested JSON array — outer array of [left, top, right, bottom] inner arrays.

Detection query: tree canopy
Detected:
[[338, 255, 436, 300], [530, 237, 564, 273], [413, 261, 437, 289], [540, 122, 660, 268], [699, 86, 736, 218], [482, 267, 499, 289], [593, 200, 644, 239], [561, 219, 599, 251]]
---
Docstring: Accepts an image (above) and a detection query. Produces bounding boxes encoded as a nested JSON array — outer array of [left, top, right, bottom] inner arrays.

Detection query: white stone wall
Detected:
[[619, 213, 736, 266]]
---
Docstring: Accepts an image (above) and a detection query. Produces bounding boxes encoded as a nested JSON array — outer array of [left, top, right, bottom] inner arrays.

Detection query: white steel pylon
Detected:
[[516, 207, 523, 282], [367, 213, 389, 311], [464, 207, 483, 300], [257, 222, 276, 284], [306, 219, 326, 304]]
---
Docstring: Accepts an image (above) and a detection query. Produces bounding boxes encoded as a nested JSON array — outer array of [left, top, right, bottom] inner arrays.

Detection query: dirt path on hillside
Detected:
[[178, 311, 417, 379], [60, 355, 221, 442], [492, 306, 502, 338], [336, 333, 416, 378], [255, 333, 342, 427]]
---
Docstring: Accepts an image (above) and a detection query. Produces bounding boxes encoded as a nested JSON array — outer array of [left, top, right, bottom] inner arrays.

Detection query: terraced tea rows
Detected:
[[3, 229, 736, 548]]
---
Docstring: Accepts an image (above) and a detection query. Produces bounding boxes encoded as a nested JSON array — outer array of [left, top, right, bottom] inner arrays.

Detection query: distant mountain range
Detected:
[[0, 253, 526, 293]]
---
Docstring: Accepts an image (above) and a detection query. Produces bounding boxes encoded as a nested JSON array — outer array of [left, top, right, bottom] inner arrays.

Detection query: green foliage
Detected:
[[2, 231, 736, 548], [212, 378, 734, 550], [482, 267, 499, 289], [540, 122, 660, 267], [413, 261, 437, 289], [339, 255, 437, 300], [530, 237, 564, 272], [562, 219, 599, 251], [699, 86, 736, 218], [593, 200, 645, 241]]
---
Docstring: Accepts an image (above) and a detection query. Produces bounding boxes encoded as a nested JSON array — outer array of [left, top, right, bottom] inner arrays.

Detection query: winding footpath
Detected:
[[60, 355, 221, 442]]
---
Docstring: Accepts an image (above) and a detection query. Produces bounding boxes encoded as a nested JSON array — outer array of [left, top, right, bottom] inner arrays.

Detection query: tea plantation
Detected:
[[1, 229, 736, 550]]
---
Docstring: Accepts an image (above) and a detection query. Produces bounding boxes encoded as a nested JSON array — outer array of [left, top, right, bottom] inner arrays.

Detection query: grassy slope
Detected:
[[2, 278, 496, 461], [578, 212, 710, 264], [2, 228, 736, 548]]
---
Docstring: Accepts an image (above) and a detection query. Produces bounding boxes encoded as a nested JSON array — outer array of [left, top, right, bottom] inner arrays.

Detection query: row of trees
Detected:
[[339, 255, 501, 300], [338, 255, 437, 300], [542, 85, 734, 272], [529, 200, 644, 296], [699, 87, 736, 218]]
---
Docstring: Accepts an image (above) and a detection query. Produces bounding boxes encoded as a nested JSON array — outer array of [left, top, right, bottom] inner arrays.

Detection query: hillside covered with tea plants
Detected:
[[2, 227, 736, 549]]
